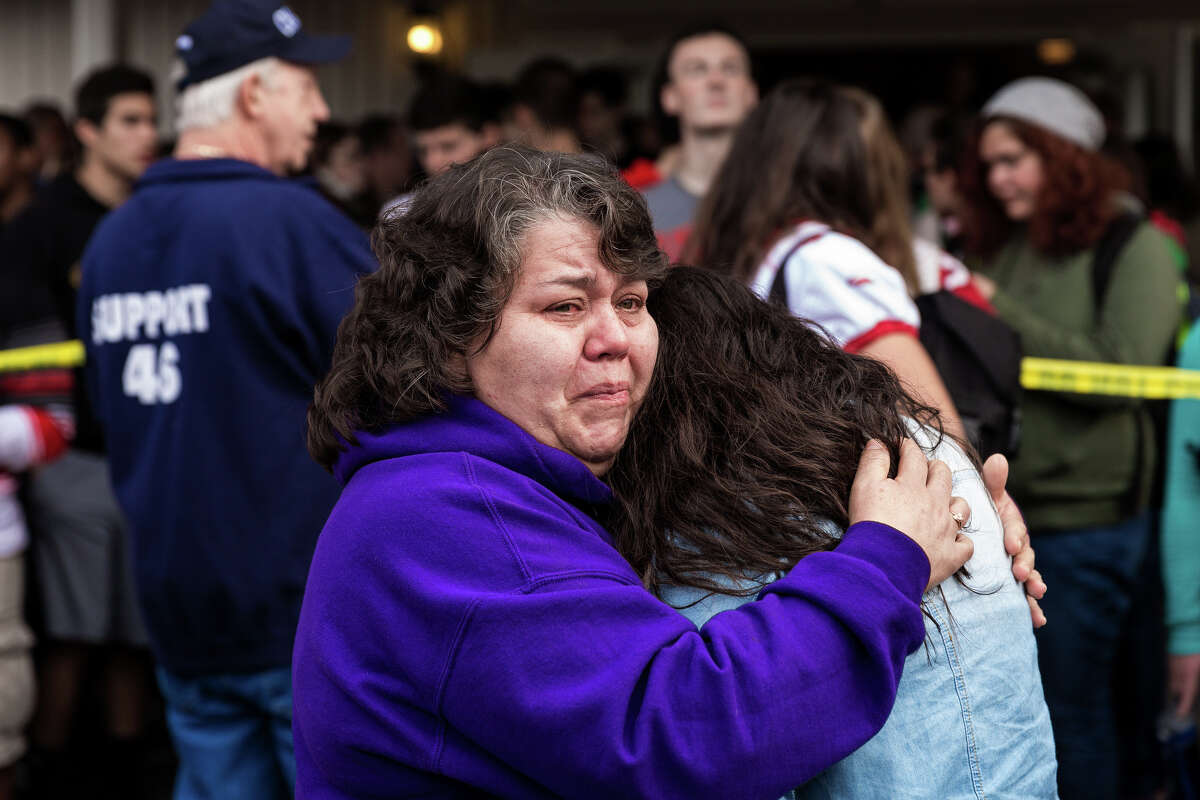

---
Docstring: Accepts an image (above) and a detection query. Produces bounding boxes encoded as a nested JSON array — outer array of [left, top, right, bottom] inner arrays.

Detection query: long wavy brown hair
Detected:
[[606, 266, 940, 595], [960, 116, 1130, 258], [683, 78, 918, 291]]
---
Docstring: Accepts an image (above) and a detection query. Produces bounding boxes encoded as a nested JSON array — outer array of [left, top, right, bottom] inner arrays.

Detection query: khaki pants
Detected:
[[0, 553, 34, 767]]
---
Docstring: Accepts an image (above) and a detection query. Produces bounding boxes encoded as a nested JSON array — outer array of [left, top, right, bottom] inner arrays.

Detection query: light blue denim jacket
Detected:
[[660, 425, 1059, 799]]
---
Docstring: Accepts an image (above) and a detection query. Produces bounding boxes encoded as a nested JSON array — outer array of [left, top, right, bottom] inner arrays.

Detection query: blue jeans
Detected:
[[1034, 512, 1151, 800], [156, 666, 295, 800]]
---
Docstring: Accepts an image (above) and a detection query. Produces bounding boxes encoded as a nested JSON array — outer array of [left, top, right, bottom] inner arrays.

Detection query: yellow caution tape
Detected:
[[1021, 357, 1200, 400], [2, 342, 1200, 400], [0, 340, 85, 372]]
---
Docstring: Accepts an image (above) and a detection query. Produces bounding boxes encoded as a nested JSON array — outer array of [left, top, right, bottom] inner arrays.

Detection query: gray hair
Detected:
[[307, 145, 668, 468], [174, 57, 281, 132]]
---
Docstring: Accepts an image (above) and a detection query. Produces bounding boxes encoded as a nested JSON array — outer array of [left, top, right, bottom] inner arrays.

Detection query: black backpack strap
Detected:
[[1090, 212, 1143, 311], [1090, 212, 1157, 514], [768, 228, 828, 307], [768, 261, 789, 306]]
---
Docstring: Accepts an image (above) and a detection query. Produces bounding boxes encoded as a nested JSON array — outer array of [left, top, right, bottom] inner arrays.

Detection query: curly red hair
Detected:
[[960, 117, 1130, 258]]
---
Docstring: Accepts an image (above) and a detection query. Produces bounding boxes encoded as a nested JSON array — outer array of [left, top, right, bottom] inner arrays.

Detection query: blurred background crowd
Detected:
[[4, 1, 1200, 799]]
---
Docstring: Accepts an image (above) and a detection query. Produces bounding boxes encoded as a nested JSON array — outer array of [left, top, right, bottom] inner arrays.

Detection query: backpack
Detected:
[[768, 238, 1024, 460], [913, 290, 1024, 460]]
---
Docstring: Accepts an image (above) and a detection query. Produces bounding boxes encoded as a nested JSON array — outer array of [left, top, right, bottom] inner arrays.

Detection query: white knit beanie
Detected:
[[982, 77, 1105, 152]]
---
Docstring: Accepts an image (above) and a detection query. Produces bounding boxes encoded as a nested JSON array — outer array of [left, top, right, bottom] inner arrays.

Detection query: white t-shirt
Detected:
[[913, 236, 972, 296], [749, 221, 920, 353]]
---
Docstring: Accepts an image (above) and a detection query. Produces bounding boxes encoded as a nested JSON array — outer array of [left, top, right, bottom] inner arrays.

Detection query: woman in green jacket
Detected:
[[961, 77, 1181, 800]]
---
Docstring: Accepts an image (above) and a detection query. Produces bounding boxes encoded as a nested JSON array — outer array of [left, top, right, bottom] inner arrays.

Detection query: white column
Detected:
[[1174, 26, 1195, 172], [71, 0, 118, 85], [1123, 68, 1150, 142]]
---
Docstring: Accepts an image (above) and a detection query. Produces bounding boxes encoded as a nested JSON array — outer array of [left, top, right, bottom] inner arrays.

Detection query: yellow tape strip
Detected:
[[1021, 357, 1200, 399], [2, 343, 1200, 400], [0, 340, 85, 373]]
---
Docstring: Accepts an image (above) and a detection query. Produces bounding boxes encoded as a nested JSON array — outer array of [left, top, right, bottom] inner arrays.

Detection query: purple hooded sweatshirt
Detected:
[[292, 395, 930, 799]]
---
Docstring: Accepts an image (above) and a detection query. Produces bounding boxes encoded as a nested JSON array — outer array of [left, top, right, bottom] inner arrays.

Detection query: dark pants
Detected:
[[1034, 512, 1151, 800], [1115, 515, 1167, 799]]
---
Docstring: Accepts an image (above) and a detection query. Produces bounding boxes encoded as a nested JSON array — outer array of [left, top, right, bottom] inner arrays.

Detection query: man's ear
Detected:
[[237, 73, 265, 120], [660, 83, 680, 117], [74, 118, 99, 150]]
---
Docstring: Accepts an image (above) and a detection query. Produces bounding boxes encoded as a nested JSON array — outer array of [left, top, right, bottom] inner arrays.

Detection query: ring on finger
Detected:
[[950, 510, 967, 529]]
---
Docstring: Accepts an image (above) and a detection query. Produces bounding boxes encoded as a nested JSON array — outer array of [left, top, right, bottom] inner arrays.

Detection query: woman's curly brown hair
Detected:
[[960, 116, 1131, 258], [606, 266, 942, 595], [307, 146, 668, 470]]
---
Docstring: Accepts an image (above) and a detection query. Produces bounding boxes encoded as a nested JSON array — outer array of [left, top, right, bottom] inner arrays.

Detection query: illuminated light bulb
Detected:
[[407, 23, 443, 55], [1038, 38, 1076, 65]]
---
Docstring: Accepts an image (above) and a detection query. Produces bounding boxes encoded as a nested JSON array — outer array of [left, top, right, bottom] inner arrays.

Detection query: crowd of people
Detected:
[[1, 0, 1199, 799]]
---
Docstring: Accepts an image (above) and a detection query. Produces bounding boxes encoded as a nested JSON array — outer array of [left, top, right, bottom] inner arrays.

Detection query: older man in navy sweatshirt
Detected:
[[75, 3, 376, 798]]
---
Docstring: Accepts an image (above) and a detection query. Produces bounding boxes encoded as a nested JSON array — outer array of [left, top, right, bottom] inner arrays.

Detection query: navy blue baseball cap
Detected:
[[175, 1, 350, 90]]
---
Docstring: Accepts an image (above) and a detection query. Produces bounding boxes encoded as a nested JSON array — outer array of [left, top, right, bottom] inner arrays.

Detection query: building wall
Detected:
[[0, 0, 74, 111], [1, 0, 420, 130], [1, 0, 1197, 144]]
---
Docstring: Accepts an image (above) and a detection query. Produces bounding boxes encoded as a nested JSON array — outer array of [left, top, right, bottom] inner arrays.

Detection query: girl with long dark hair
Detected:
[[608, 266, 1057, 798], [685, 78, 963, 438]]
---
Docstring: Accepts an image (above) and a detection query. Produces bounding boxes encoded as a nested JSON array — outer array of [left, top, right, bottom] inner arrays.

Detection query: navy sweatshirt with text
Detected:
[[77, 158, 377, 676]]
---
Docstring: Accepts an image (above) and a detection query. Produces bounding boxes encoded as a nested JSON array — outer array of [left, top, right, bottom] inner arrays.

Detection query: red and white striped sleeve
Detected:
[[0, 405, 70, 472]]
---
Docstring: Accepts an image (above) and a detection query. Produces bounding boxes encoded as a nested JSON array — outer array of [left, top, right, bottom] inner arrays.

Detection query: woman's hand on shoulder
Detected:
[[983, 453, 1047, 628], [849, 438, 973, 592]]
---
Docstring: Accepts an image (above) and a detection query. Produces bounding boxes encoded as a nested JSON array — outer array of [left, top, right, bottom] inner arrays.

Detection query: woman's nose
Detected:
[[583, 304, 630, 360]]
